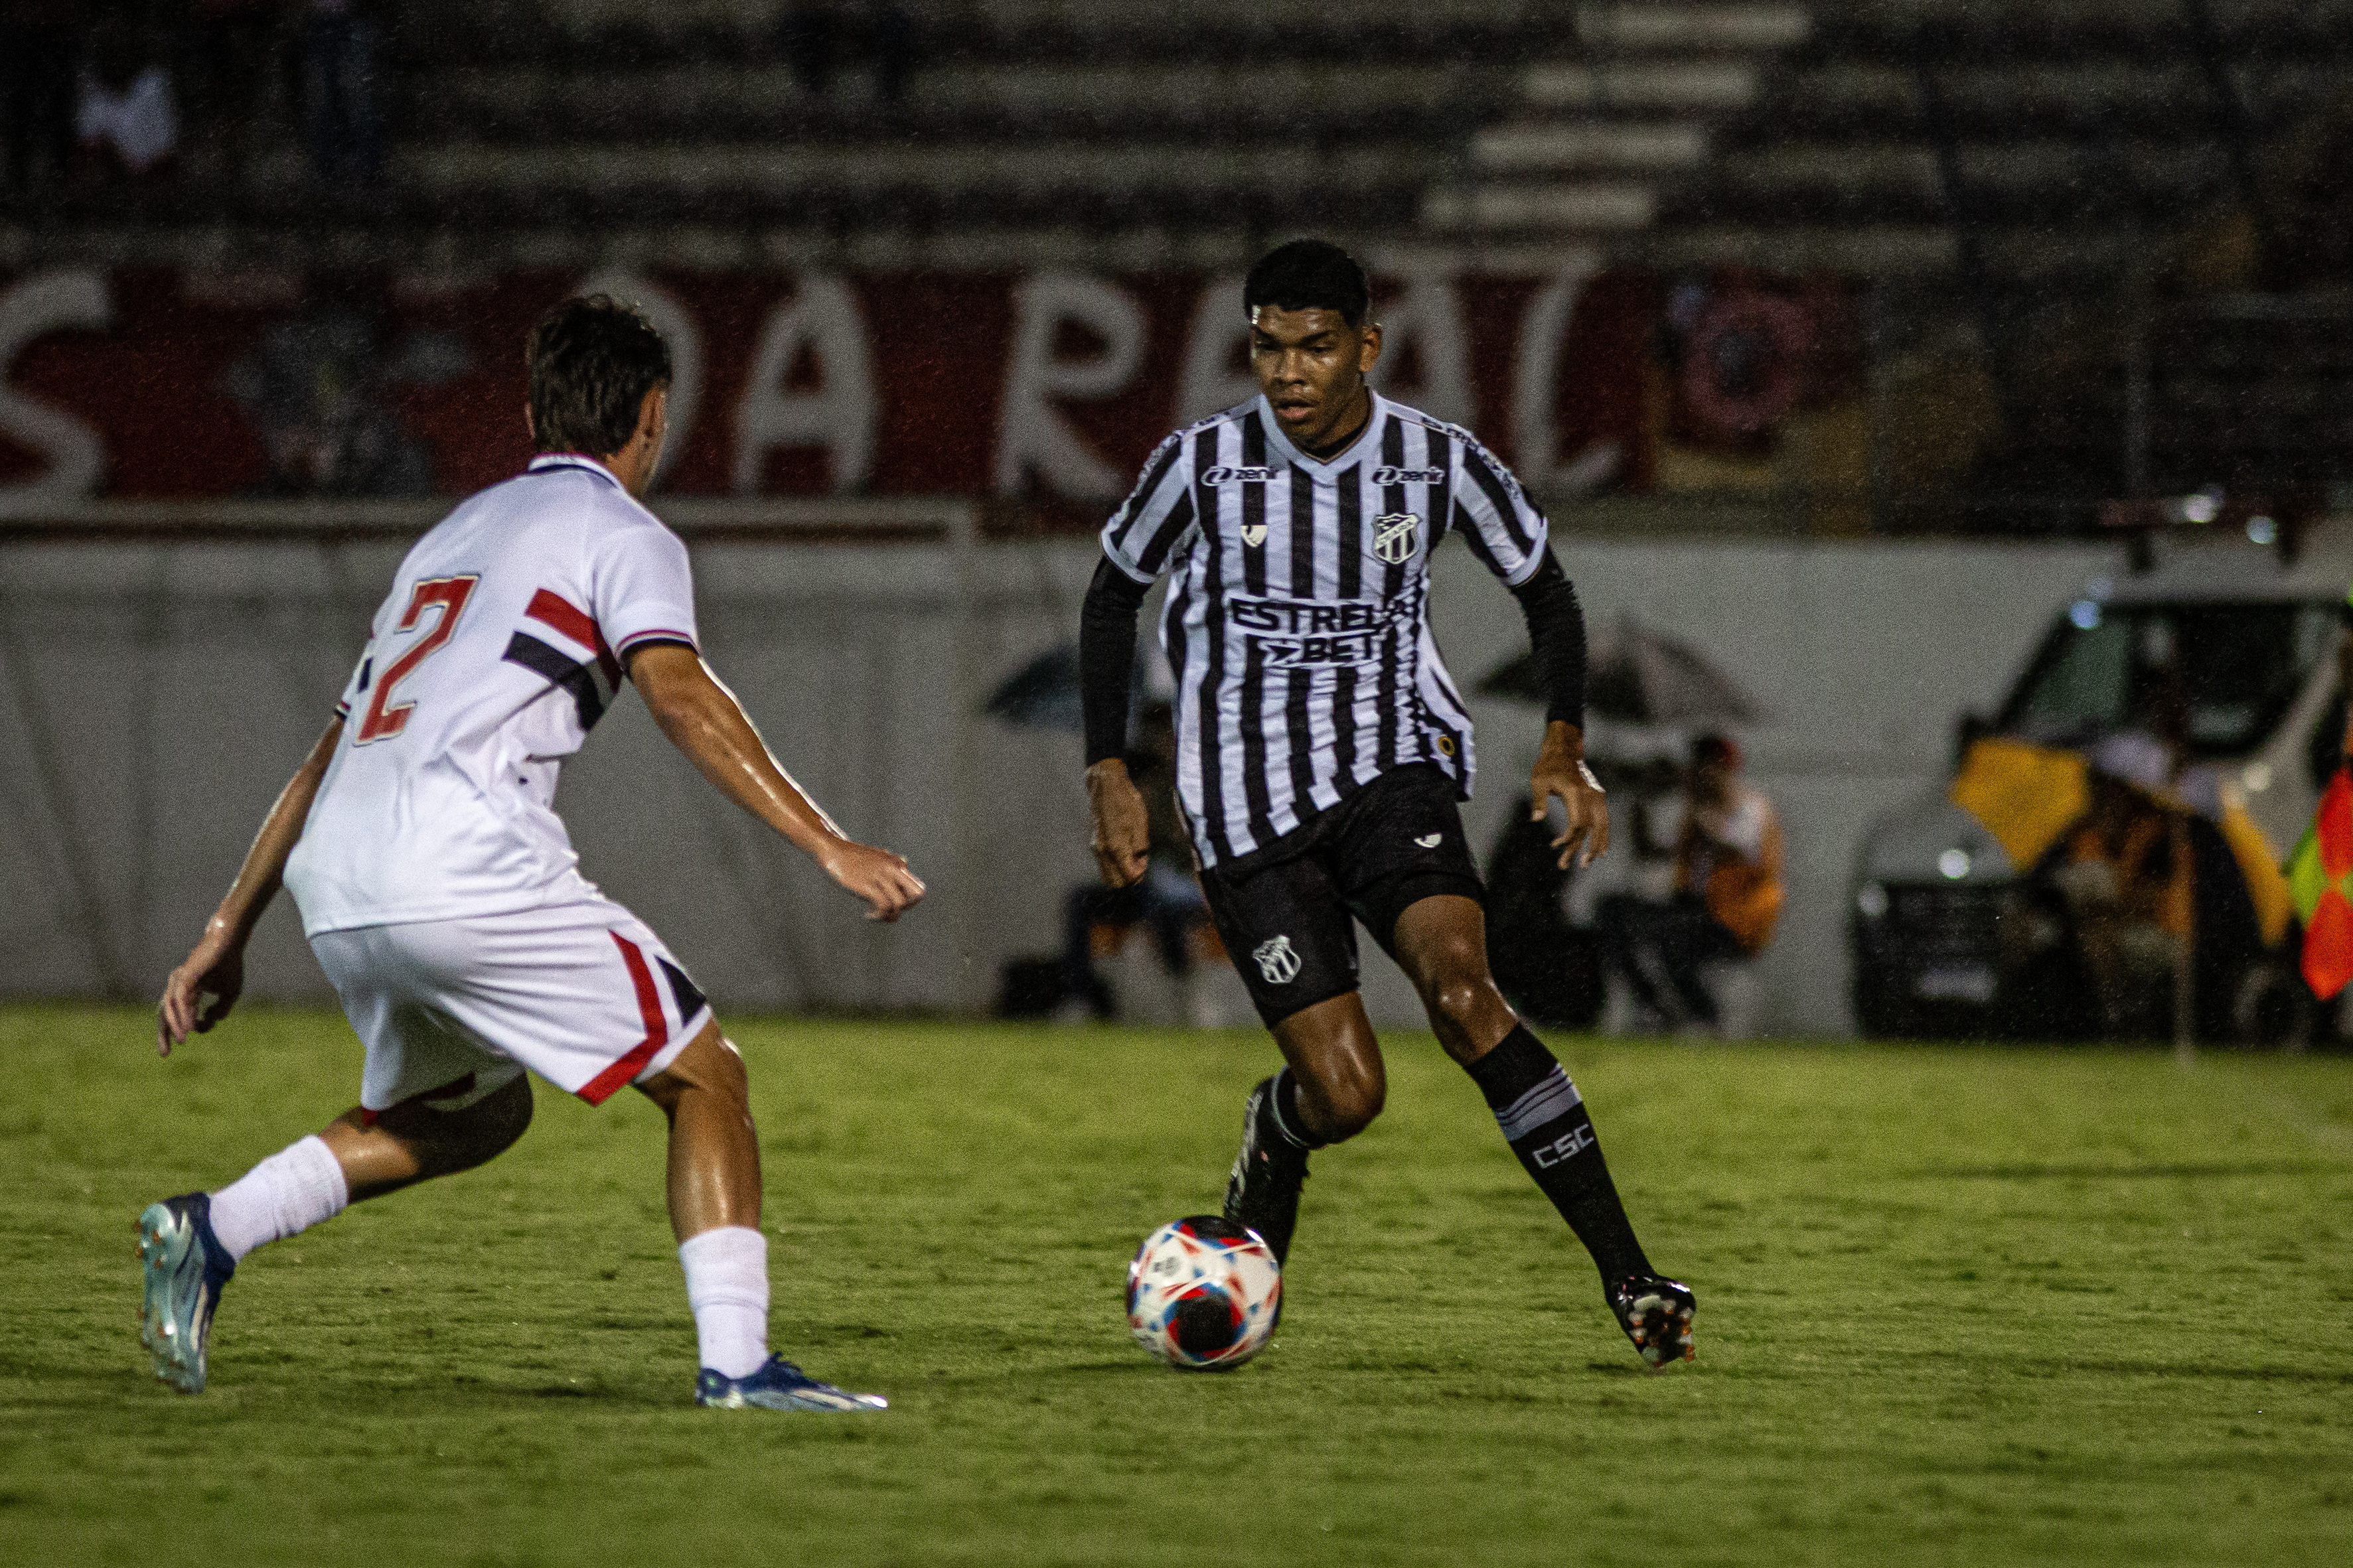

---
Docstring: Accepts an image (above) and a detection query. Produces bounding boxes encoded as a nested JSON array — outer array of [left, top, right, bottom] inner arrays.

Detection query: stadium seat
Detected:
[[1422, 4, 1815, 243]]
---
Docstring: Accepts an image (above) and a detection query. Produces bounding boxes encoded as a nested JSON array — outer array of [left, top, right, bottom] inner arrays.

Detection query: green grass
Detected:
[[3, 1004, 2352, 1567]]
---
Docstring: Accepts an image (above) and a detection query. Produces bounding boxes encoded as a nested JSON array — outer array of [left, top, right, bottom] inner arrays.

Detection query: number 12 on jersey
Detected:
[[355, 575, 479, 743]]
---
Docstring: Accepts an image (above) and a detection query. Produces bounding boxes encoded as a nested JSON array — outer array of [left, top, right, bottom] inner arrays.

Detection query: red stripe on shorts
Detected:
[[524, 589, 623, 690], [576, 932, 671, 1105]]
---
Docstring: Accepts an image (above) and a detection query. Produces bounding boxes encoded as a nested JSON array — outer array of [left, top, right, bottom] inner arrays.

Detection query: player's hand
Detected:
[[157, 924, 246, 1057], [817, 839, 927, 922], [1533, 722, 1610, 870], [1086, 759, 1151, 889]]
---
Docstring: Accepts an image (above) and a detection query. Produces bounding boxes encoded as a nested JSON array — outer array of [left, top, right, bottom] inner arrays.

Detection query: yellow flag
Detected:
[[1949, 739, 2089, 871]]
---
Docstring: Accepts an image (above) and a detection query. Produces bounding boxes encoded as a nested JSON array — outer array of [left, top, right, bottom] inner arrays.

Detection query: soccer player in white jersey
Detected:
[[1081, 241, 1695, 1366], [141, 296, 926, 1410]]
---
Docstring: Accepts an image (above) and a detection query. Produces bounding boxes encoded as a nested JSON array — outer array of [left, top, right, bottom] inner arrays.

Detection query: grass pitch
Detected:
[[3, 1005, 2350, 1567]]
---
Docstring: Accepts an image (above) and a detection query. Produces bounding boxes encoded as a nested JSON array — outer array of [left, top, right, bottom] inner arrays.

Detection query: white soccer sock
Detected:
[[207, 1134, 350, 1262], [679, 1226, 770, 1380]]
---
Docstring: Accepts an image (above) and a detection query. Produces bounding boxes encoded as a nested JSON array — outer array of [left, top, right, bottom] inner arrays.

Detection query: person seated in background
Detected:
[[297, 0, 383, 188], [1059, 701, 1212, 1022], [185, 0, 281, 180], [780, 3, 842, 96], [2, 0, 84, 192], [781, 4, 918, 105], [2048, 737, 2190, 1035], [1597, 735, 1783, 1033]]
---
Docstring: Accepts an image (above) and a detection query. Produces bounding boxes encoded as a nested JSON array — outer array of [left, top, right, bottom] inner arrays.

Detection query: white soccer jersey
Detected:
[[1101, 391, 1549, 866], [284, 455, 699, 935]]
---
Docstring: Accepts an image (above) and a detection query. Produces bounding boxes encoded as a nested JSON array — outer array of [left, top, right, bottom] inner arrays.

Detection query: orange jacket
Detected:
[[1675, 784, 1785, 954]]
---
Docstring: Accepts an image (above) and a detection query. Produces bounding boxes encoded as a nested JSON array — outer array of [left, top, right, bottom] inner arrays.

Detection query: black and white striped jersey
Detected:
[[1101, 390, 1549, 868]]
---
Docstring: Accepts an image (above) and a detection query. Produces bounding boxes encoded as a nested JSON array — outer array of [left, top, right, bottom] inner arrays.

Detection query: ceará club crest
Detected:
[[1372, 512, 1420, 565], [1252, 935, 1302, 985]]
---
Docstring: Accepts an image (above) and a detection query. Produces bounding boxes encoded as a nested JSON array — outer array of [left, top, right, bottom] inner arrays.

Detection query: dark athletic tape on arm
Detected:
[[1510, 547, 1587, 732], [1081, 555, 1149, 766]]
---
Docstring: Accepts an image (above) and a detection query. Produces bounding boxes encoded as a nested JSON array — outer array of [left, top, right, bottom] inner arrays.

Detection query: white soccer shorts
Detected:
[[310, 898, 712, 1115]]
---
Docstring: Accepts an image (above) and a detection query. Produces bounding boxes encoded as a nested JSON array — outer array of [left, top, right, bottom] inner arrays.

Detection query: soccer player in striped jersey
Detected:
[[1081, 240, 1695, 1367], [142, 296, 924, 1410]]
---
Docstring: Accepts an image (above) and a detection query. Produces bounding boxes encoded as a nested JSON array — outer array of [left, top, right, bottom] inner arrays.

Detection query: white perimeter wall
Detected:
[[0, 530, 2117, 1037]]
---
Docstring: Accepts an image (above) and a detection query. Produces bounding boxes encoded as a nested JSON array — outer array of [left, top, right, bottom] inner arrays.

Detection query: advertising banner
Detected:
[[0, 265, 1849, 514]]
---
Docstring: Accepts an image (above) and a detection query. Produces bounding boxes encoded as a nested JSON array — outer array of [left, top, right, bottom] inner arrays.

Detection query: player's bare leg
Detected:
[[1272, 995, 1387, 1143], [1223, 994, 1386, 1267], [635, 1021, 884, 1411], [634, 1022, 761, 1238], [1389, 896, 1520, 1066], [1390, 894, 1695, 1367], [138, 1074, 530, 1393], [317, 1075, 535, 1199]]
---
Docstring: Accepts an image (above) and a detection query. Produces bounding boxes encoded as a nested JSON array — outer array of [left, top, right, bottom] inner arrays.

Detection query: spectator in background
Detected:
[[1057, 702, 1213, 1023], [870, 4, 917, 107], [76, 11, 181, 181], [780, 3, 841, 96], [780, 4, 917, 106], [1597, 735, 1784, 1033], [224, 300, 433, 497], [2, 0, 83, 192], [299, 0, 382, 188], [2048, 736, 2188, 1035], [185, 0, 281, 180]]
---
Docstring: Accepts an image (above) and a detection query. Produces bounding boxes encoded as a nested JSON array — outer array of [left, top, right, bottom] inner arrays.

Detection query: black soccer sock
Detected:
[[1464, 1025, 1653, 1283], [1271, 1068, 1325, 1151], [1224, 1070, 1316, 1265]]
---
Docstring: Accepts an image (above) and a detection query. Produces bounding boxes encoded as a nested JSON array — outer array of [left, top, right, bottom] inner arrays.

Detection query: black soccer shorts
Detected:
[[1195, 763, 1486, 1027]]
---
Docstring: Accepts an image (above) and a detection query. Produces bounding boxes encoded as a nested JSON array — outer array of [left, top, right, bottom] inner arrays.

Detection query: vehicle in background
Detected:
[[1850, 524, 2348, 1041]]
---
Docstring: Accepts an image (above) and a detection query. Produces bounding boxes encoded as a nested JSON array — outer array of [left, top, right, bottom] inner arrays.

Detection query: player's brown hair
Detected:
[[526, 293, 672, 458]]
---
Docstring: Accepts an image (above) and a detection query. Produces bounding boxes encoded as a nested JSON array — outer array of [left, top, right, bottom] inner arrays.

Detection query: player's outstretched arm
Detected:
[[629, 643, 925, 922], [158, 718, 343, 1055]]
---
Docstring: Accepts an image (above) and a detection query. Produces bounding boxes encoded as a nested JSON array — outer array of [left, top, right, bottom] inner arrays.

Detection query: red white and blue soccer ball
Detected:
[[1126, 1216, 1282, 1371]]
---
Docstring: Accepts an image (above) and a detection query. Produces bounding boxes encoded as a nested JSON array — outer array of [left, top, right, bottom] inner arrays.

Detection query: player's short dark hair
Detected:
[[526, 293, 672, 457], [1243, 240, 1371, 328], [1693, 734, 1741, 770]]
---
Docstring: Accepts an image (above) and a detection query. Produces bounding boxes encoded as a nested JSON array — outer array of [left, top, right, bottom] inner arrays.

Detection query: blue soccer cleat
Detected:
[[695, 1354, 887, 1411], [137, 1193, 236, 1393]]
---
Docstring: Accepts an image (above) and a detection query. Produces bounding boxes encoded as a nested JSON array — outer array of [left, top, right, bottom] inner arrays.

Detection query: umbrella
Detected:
[[1478, 616, 1763, 726], [984, 644, 1085, 731], [983, 642, 1167, 733]]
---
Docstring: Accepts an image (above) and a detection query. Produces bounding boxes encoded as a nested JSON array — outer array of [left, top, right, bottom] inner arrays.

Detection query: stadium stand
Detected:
[[5, 2, 1819, 269], [1623, 1, 2353, 522], [1649, 1, 2353, 283], [2, 0, 1513, 264], [1426, 3, 1813, 244], [7, 1, 2353, 519]]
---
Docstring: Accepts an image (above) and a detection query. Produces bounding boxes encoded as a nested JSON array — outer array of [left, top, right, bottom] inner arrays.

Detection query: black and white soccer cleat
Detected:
[[1222, 1075, 1309, 1268], [1609, 1275, 1696, 1368]]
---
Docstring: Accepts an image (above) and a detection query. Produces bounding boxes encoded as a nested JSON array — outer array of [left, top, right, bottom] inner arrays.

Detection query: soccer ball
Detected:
[[1125, 1215, 1282, 1371]]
